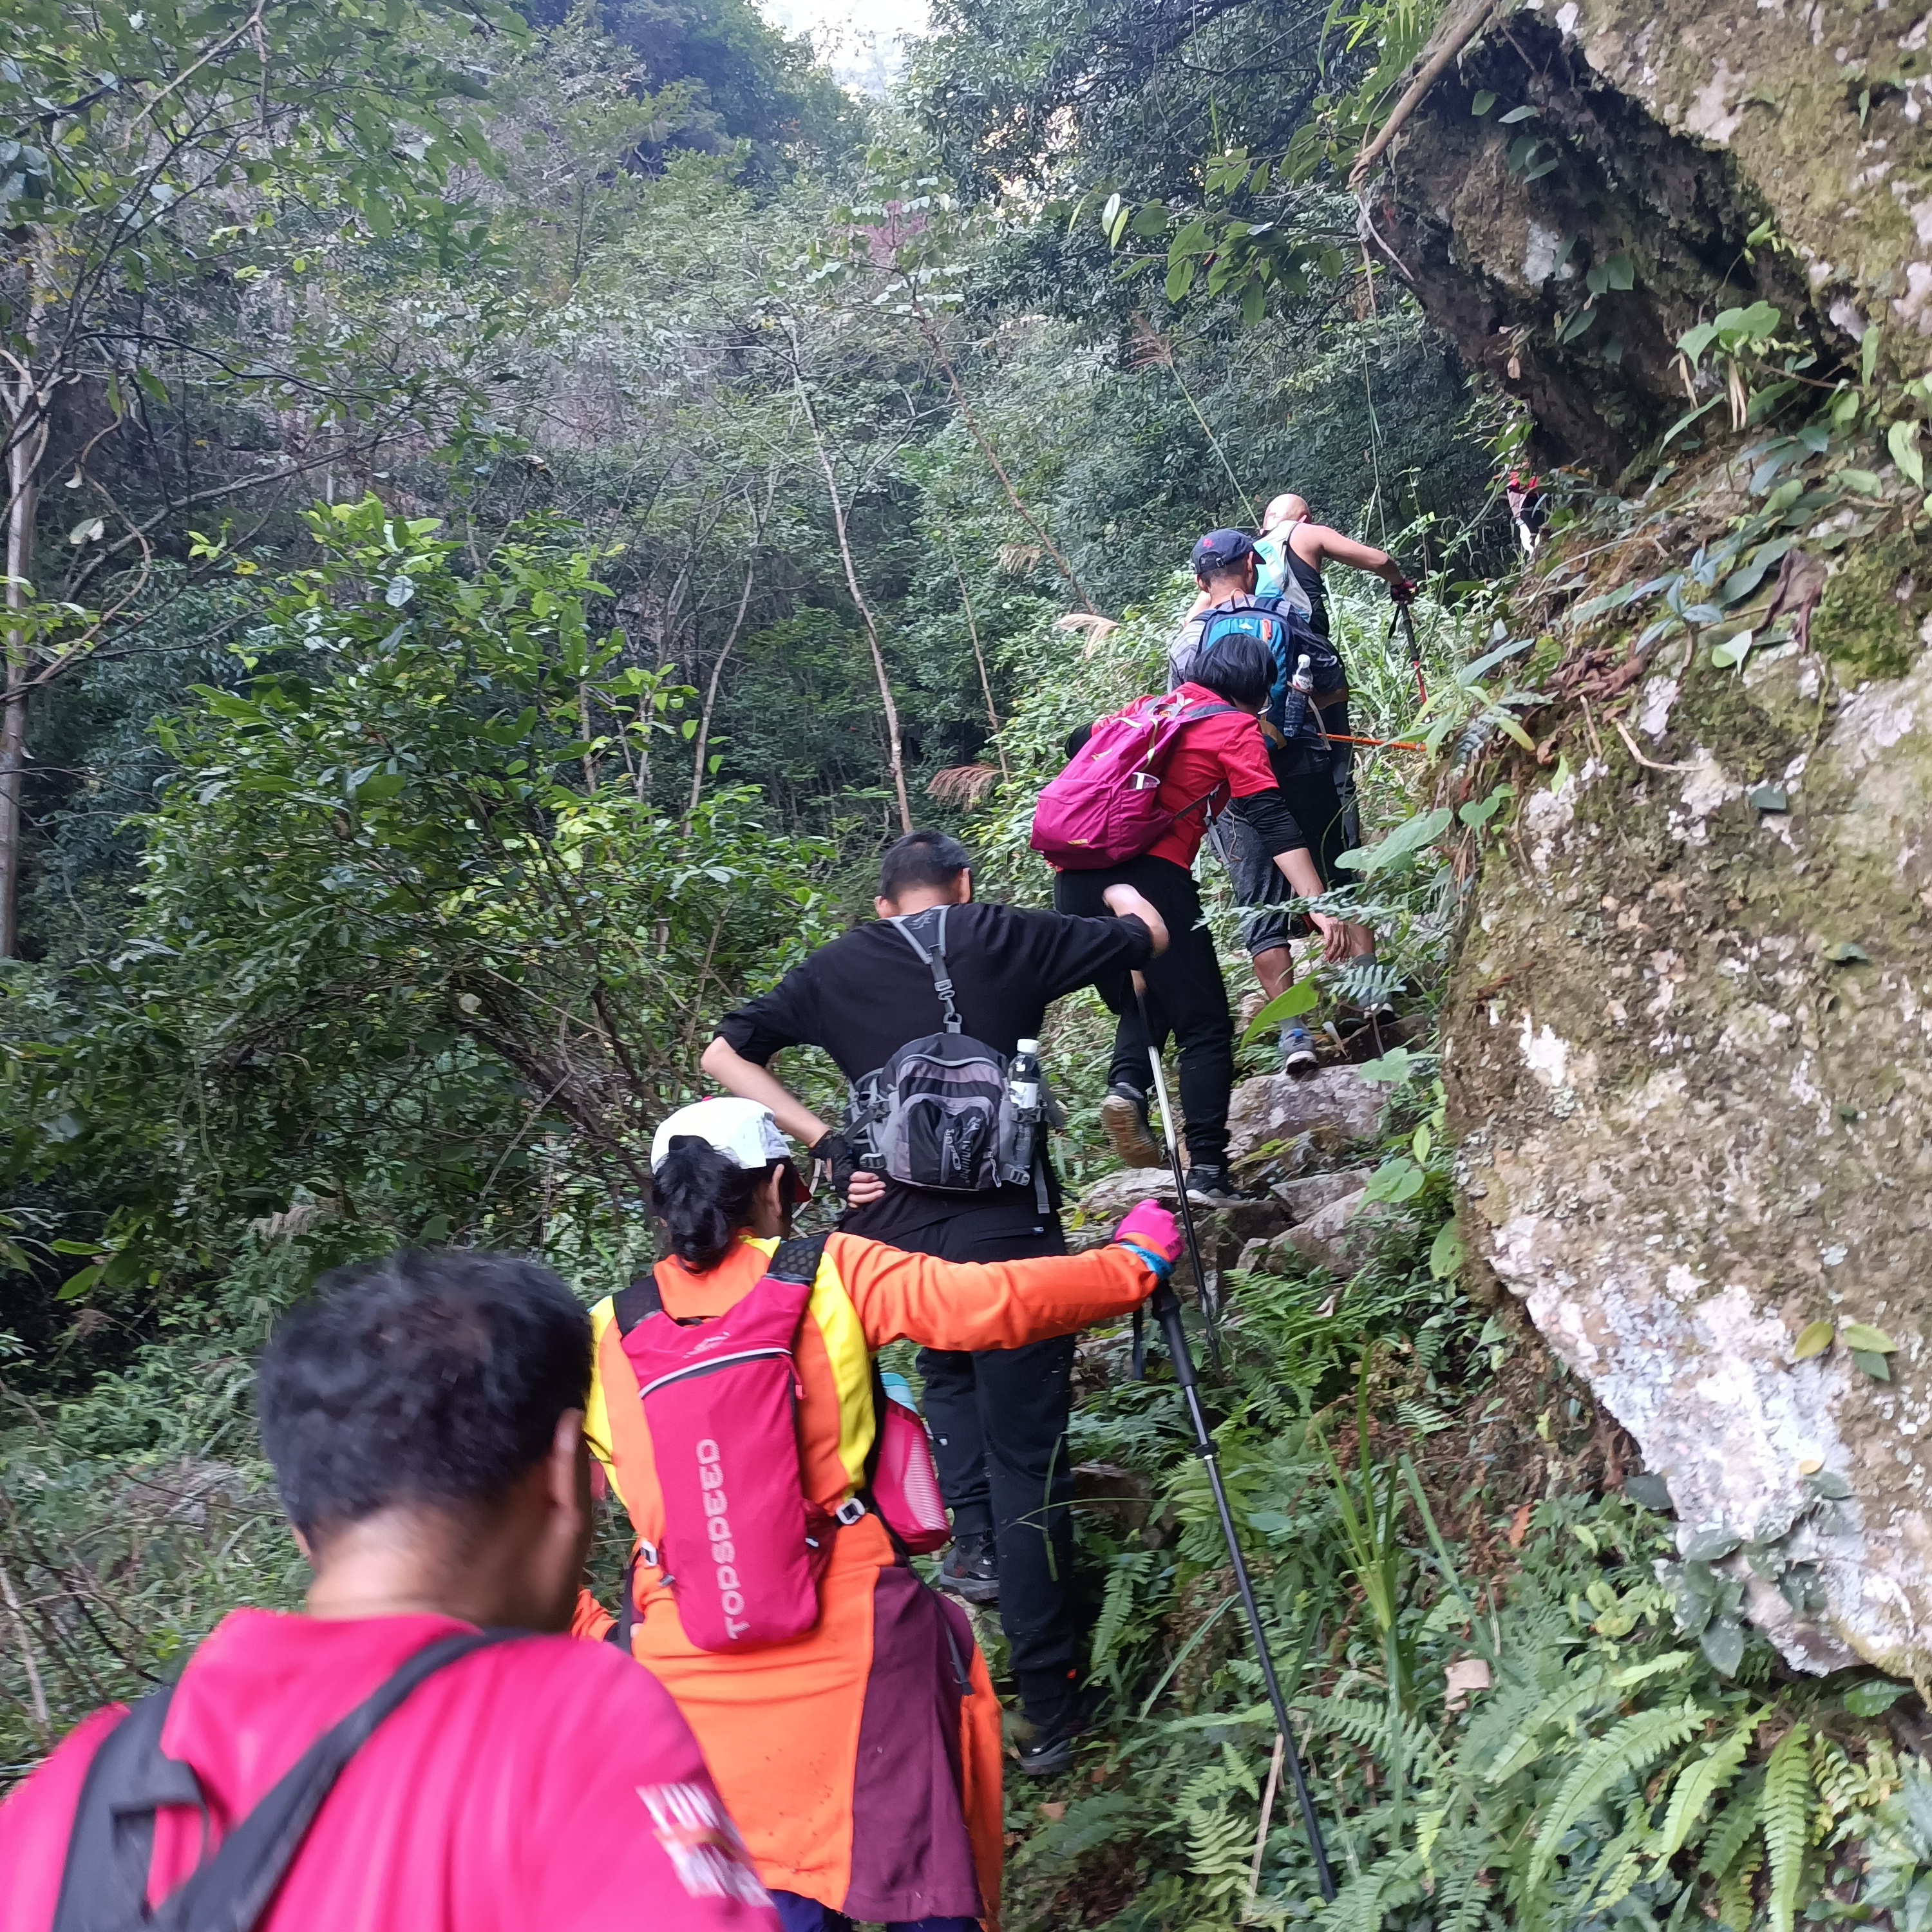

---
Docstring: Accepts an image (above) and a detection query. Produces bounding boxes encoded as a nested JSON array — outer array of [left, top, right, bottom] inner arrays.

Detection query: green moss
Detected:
[[1810, 528, 1932, 681]]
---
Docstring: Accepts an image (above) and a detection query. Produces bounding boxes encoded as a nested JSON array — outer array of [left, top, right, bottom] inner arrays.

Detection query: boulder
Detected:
[[1273, 1168, 1377, 1221], [1227, 1069, 1387, 1170], [1283, 1189, 1385, 1276], [1374, 0, 1932, 1681], [1065, 1167, 1286, 1251], [1066, 1166, 1291, 1302]]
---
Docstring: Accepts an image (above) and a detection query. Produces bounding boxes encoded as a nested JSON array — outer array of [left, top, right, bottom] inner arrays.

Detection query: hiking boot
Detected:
[[935, 1532, 999, 1605], [1014, 1685, 1102, 1776], [1184, 1165, 1260, 1206], [1015, 1721, 1079, 1777], [1279, 1025, 1319, 1077], [1100, 1083, 1163, 1169]]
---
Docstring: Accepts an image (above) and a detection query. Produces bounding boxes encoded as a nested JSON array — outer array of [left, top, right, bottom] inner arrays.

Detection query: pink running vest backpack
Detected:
[[611, 1235, 954, 1652], [619, 1236, 828, 1652], [1030, 692, 1235, 869]]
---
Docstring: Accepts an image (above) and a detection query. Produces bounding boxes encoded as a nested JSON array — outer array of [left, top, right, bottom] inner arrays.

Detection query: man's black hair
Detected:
[[1191, 633, 1275, 712], [258, 1250, 592, 1539], [879, 829, 971, 902]]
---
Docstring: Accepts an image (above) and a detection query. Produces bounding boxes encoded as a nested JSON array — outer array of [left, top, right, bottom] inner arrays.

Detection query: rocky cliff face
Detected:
[[1373, 0, 1932, 474], [1376, 0, 1932, 1673]]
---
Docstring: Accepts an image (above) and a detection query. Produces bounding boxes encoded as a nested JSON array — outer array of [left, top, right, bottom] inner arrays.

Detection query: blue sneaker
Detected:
[[1280, 1026, 1318, 1077]]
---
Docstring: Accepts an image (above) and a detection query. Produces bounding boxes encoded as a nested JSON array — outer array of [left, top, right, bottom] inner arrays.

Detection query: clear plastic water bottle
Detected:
[[1009, 1038, 1041, 1113], [1280, 651, 1316, 741], [1006, 1038, 1043, 1184]]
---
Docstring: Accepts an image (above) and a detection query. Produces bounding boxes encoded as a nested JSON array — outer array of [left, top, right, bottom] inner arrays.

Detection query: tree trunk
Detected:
[[786, 336, 913, 835], [0, 397, 45, 960], [941, 525, 1010, 782]]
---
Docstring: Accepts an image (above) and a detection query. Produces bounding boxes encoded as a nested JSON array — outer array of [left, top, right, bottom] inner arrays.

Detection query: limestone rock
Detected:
[[1066, 1165, 1293, 1303], [1445, 642, 1932, 1678], [1226, 1069, 1387, 1168], [1284, 1189, 1388, 1276], [1273, 1168, 1377, 1221], [1376, 0, 1932, 1681]]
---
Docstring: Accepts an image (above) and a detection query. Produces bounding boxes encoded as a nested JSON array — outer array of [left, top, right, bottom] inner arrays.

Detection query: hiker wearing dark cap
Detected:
[[2, 1251, 775, 1932], [1165, 531, 1373, 1079], [698, 830, 1170, 1770]]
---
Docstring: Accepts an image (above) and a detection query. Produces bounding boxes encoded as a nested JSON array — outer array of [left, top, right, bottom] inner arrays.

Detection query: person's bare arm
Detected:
[[1296, 522, 1410, 590], [699, 1036, 831, 1145], [1101, 882, 1170, 955], [1271, 848, 1360, 963], [697, 1037, 886, 1207]]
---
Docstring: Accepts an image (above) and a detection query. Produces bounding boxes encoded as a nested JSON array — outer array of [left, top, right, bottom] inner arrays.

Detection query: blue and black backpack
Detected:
[[1171, 594, 1343, 746]]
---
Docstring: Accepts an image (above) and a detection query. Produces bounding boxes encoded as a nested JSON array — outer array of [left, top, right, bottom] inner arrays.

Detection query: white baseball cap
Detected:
[[650, 1097, 790, 1174]]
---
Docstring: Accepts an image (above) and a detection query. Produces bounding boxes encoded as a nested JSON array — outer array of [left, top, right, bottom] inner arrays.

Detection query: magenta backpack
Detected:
[[611, 1235, 956, 1654], [618, 1235, 832, 1653], [1030, 692, 1236, 869]]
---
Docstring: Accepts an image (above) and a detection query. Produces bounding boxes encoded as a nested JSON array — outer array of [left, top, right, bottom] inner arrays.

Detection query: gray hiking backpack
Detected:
[[844, 907, 1062, 1208]]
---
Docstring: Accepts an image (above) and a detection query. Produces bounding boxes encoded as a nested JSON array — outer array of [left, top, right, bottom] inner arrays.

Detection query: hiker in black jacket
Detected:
[[699, 830, 1168, 1772]]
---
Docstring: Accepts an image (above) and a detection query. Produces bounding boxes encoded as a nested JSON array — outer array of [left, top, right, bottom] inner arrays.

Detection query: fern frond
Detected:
[[1716, 1839, 1763, 1932], [1091, 1551, 1152, 1676], [1527, 1700, 1707, 1886], [1185, 1801, 1255, 1902], [1589, 1847, 1645, 1918], [1763, 1725, 1812, 1932], [1481, 1674, 1605, 1784], [1654, 1718, 1754, 1863], [1318, 1848, 1427, 1932], [1703, 1776, 1766, 1879]]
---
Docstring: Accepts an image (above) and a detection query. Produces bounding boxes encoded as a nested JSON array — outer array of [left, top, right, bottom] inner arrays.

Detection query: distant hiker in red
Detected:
[[0, 1251, 777, 1932]]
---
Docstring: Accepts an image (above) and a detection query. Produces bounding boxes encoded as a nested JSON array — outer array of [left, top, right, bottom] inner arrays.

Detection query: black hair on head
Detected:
[[652, 1135, 769, 1273], [1191, 633, 1275, 712], [256, 1250, 591, 1542], [879, 829, 971, 902]]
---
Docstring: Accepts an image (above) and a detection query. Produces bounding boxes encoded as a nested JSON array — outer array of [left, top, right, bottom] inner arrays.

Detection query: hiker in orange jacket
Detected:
[[575, 1097, 1180, 1932]]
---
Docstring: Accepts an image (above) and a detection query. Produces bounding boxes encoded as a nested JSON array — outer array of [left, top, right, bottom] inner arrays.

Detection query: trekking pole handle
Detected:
[[1151, 1283, 1198, 1393]]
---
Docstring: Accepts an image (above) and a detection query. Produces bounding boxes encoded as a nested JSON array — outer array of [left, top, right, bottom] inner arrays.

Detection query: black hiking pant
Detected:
[[906, 1204, 1083, 1728], [1056, 855, 1236, 1171]]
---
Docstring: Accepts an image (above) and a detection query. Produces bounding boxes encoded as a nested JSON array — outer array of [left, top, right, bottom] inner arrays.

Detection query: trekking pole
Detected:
[[1396, 598, 1426, 706], [1150, 1280, 1337, 1900], [1132, 973, 1338, 1900], [1132, 978, 1221, 1368]]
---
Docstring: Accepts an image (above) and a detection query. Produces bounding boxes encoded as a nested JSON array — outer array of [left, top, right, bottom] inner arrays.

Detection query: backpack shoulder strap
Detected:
[[887, 907, 961, 1034], [611, 1272, 663, 1337], [762, 1232, 830, 1287], [52, 1682, 193, 1932], [55, 1630, 522, 1932]]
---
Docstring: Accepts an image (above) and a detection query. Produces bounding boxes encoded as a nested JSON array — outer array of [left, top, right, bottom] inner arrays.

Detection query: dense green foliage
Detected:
[[3, 3, 1917, 1929]]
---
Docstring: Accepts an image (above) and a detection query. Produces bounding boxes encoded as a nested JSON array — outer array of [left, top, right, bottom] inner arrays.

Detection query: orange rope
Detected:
[[1329, 732, 1426, 752]]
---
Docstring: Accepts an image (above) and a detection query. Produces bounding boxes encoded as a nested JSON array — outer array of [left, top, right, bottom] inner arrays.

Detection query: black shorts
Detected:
[[1208, 743, 1352, 956]]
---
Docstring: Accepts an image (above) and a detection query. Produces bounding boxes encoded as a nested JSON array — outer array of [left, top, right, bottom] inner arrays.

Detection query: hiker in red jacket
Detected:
[[0, 1250, 777, 1932], [1052, 632, 1367, 1202]]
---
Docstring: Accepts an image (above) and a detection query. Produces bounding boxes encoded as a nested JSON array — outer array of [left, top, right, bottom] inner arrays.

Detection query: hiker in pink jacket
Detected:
[[1, 1251, 776, 1932]]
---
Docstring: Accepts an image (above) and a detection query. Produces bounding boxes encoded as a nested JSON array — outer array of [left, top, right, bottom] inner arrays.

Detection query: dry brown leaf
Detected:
[[1508, 1501, 1533, 1548]]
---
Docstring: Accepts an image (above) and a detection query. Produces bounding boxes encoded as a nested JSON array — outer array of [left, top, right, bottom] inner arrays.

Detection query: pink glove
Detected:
[[1115, 1200, 1181, 1272]]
